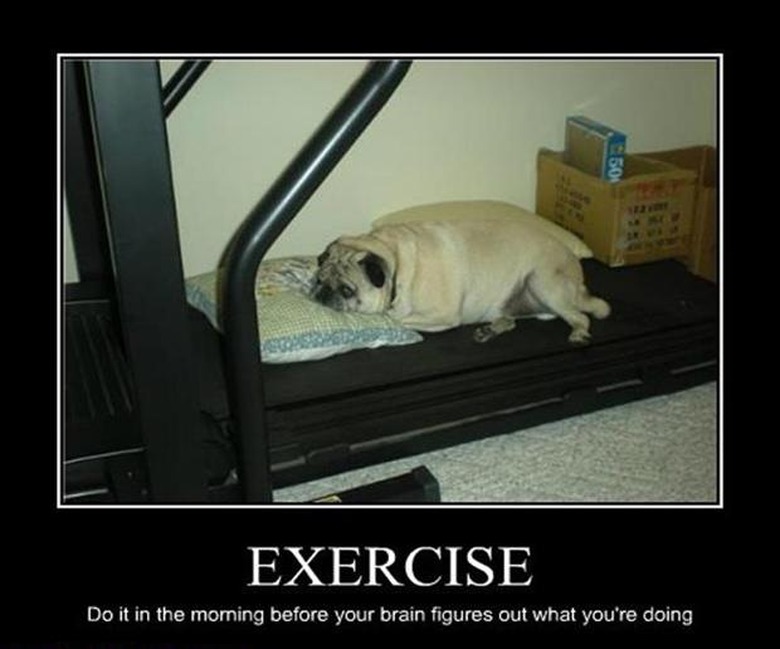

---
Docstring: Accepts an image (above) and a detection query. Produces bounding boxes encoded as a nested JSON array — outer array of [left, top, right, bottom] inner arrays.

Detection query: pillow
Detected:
[[185, 256, 423, 364], [373, 199, 594, 259]]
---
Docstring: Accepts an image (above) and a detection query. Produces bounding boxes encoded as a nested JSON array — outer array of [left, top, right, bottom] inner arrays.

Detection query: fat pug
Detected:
[[312, 217, 610, 344]]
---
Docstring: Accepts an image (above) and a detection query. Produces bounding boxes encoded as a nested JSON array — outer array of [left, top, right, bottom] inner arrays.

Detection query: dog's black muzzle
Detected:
[[312, 283, 333, 305]]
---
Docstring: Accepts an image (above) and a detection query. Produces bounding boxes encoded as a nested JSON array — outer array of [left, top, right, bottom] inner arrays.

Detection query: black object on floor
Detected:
[[309, 466, 441, 504]]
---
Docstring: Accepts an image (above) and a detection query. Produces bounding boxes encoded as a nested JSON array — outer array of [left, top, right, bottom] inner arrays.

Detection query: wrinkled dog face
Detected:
[[312, 241, 391, 315]]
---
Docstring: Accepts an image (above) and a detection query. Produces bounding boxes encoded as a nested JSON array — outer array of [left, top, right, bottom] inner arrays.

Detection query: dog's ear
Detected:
[[317, 242, 335, 267], [360, 253, 387, 288]]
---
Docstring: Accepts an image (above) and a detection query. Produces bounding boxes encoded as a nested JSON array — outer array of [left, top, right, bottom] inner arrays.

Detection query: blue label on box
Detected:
[[604, 135, 627, 182]]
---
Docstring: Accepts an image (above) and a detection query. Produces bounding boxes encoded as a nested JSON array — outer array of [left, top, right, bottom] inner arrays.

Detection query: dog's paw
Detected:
[[473, 325, 496, 343], [568, 328, 591, 345]]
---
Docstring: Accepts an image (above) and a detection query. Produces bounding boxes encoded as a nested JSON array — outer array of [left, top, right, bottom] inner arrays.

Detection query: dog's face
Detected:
[[312, 240, 394, 315]]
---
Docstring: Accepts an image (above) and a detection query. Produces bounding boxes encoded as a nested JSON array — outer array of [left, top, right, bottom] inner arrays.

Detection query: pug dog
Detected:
[[312, 217, 610, 344]]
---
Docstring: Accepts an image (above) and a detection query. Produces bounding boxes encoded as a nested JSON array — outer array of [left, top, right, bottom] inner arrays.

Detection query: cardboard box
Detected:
[[641, 146, 717, 282], [536, 149, 697, 267], [564, 116, 627, 182]]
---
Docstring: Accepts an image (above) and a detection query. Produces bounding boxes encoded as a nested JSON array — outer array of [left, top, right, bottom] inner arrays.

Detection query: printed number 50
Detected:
[[607, 156, 624, 182]]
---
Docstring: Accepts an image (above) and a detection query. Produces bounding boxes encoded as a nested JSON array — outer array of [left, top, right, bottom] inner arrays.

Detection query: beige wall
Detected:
[[65, 58, 717, 281], [63, 201, 78, 281]]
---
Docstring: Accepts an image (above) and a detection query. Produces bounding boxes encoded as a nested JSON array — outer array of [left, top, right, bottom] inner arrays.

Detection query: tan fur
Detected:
[[314, 218, 610, 344]]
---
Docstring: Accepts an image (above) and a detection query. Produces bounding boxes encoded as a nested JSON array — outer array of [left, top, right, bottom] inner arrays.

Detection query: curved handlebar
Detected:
[[220, 60, 412, 502]]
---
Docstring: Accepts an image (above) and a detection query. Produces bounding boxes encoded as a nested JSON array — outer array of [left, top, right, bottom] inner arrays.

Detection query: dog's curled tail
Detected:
[[580, 293, 611, 319]]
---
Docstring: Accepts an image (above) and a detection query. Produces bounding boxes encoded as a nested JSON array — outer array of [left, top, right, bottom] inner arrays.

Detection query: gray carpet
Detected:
[[274, 382, 718, 504]]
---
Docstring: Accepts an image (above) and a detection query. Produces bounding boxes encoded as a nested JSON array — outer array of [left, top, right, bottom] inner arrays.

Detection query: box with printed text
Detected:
[[564, 116, 627, 183], [642, 146, 717, 282], [536, 149, 697, 267]]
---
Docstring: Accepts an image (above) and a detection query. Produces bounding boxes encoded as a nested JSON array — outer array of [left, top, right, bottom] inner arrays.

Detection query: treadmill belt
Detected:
[[259, 259, 718, 407]]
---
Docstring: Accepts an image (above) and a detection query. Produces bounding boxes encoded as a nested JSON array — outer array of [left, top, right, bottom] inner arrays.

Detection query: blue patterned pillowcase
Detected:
[[185, 256, 422, 364]]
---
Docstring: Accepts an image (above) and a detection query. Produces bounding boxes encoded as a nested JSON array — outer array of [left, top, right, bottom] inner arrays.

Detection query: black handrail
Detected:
[[221, 60, 412, 502], [163, 60, 212, 117]]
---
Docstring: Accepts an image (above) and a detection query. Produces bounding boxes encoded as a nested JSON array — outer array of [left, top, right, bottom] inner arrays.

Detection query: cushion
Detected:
[[373, 199, 594, 259], [185, 256, 423, 364]]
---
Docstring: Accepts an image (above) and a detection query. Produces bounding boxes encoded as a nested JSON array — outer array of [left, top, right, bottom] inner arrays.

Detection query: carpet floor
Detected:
[[274, 382, 719, 505]]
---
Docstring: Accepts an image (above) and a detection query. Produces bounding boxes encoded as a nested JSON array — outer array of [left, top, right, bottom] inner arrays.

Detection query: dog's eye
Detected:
[[339, 285, 355, 299]]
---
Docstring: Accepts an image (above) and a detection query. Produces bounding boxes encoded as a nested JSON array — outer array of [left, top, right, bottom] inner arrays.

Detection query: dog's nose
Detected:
[[312, 283, 333, 305]]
